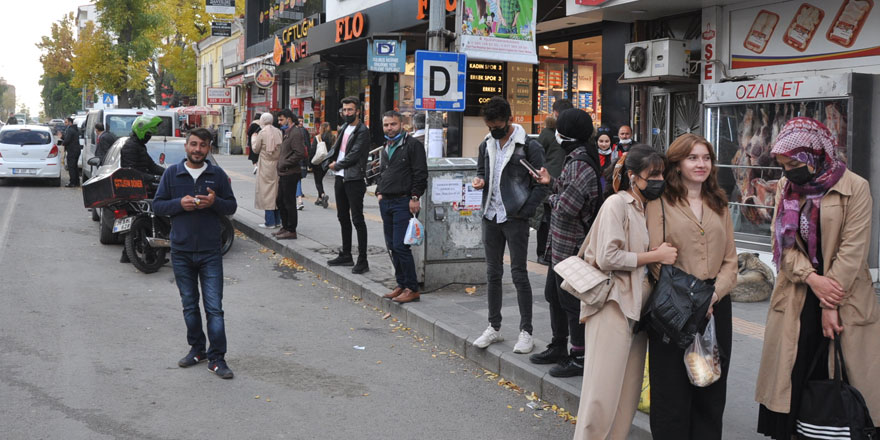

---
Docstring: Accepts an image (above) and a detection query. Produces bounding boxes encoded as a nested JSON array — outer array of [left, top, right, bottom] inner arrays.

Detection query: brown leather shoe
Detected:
[[393, 289, 420, 303], [271, 228, 288, 236], [383, 287, 404, 299], [275, 230, 297, 239]]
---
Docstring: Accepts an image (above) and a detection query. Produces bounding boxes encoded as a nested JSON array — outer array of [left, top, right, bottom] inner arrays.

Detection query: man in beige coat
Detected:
[[252, 113, 282, 228]]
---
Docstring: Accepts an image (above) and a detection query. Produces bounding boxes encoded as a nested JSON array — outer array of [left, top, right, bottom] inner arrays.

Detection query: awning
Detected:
[[174, 106, 221, 116]]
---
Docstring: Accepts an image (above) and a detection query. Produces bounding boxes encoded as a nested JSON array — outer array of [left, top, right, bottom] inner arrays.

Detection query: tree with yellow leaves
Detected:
[[36, 13, 82, 117]]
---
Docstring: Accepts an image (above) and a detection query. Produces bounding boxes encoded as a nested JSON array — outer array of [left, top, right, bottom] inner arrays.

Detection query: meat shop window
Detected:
[[704, 100, 848, 237]]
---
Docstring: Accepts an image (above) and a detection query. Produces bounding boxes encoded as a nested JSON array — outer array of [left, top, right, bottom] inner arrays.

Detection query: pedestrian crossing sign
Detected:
[[102, 94, 115, 105]]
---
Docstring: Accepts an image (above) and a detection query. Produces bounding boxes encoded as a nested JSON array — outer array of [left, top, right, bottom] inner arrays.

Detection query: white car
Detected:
[[0, 124, 62, 186]]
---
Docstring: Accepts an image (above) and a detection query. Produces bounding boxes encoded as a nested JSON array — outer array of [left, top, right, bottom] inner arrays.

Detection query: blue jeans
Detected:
[[379, 197, 418, 291], [296, 164, 307, 197], [264, 209, 279, 226], [171, 250, 226, 360]]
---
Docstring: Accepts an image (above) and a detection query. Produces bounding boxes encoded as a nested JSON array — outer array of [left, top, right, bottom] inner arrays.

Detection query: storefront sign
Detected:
[[259, 0, 299, 23], [206, 87, 233, 105], [211, 21, 231, 37], [415, 50, 467, 111], [458, 0, 538, 64], [416, 0, 456, 20], [335, 12, 367, 43], [729, 0, 880, 72], [702, 74, 850, 104], [206, 0, 234, 15], [702, 7, 720, 83], [274, 16, 319, 66], [255, 68, 275, 89], [368, 40, 406, 73], [464, 61, 504, 116], [225, 74, 244, 87]]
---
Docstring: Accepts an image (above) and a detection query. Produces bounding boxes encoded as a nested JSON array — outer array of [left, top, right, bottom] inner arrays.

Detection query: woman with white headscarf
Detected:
[[252, 112, 283, 228]]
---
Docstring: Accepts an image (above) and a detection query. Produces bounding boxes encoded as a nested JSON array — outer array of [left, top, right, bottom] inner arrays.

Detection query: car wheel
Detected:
[[49, 177, 62, 187]]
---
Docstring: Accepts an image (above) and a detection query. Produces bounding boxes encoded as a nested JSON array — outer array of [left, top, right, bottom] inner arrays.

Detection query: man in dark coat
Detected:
[[94, 123, 118, 165], [325, 96, 371, 274], [273, 109, 306, 240], [61, 117, 82, 187]]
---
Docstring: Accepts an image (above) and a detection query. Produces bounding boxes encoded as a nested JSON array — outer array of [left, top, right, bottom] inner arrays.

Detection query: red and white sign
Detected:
[[702, 7, 720, 84], [702, 74, 850, 104], [206, 87, 232, 105], [225, 75, 244, 87]]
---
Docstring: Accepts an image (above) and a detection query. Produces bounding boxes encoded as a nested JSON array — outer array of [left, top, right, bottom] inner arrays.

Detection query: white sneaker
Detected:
[[257, 223, 274, 229], [473, 326, 503, 348], [513, 330, 534, 354]]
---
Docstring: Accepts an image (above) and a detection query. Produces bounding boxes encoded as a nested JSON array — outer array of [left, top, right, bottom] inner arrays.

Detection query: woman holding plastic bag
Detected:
[[571, 145, 678, 439], [644, 133, 738, 440], [756, 117, 880, 438]]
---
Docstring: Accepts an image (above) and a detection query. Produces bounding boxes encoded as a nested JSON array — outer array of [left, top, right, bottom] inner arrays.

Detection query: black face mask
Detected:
[[639, 179, 666, 201], [490, 124, 509, 140], [343, 114, 356, 124], [784, 165, 813, 185], [142, 133, 152, 143]]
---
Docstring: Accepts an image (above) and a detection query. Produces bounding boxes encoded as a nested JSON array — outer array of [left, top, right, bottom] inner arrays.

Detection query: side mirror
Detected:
[[87, 157, 101, 167]]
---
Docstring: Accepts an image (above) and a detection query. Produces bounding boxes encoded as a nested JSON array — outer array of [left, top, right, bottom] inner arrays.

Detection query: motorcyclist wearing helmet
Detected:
[[121, 115, 166, 182]]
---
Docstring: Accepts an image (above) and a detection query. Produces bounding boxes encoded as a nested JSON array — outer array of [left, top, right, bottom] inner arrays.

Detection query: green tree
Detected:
[[36, 13, 82, 117]]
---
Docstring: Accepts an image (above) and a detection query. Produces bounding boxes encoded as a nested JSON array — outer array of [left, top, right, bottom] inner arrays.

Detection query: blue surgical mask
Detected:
[[384, 131, 403, 142], [280, 124, 289, 130]]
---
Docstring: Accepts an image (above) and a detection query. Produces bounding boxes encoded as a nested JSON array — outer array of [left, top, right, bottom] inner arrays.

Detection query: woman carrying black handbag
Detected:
[[756, 117, 880, 439], [645, 133, 738, 439]]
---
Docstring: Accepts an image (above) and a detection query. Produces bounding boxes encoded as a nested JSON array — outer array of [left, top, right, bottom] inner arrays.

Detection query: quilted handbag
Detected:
[[796, 337, 877, 440], [554, 235, 613, 308]]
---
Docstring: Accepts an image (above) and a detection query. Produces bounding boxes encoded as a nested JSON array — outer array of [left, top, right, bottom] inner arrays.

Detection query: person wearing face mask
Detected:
[[616, 124, 634, 153], [324, 96, 371, 274], [645, 133, 738, 440], [375, 111, 428, 304], [273, 109, 305, 240], [533, 99, 574, 265], [472, 96, 547, 354], [531, 109, 604, 376], [573, 144, 677, 439], [596, 125, 618, 194], [756, 117, 880, 439]]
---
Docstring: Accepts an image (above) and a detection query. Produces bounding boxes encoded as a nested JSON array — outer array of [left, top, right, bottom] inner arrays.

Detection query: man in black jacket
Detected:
[[325, 96, 371, 274], [121, 115, 166, 182], [94, 123, 118, 165], [61, 117, 82, 187], [471, 96, 547, 355], [273, 109, 305, 240], [375, 111, 427, 304]]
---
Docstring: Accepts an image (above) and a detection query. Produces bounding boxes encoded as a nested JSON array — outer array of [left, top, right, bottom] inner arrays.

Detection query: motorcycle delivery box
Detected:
[[82, 167, 149, 209]]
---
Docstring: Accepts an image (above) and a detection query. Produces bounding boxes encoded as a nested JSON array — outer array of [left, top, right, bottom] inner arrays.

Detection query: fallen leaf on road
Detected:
[[266, 398, 271, 402], [465, 286, 477, 295], [255, 395, 260, 399], [376, 361, 382, 364], [362, 393, 369, 397], [519, 408, 524, 412], [382, 313, 391, 320], [507, 405, 512, 409]]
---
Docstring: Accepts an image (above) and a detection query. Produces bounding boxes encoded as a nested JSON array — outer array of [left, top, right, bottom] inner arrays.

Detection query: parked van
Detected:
[[81, 108, 180, 179]]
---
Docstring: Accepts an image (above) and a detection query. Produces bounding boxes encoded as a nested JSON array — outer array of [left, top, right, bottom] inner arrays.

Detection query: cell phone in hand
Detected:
[[520, 159, 539, 177]]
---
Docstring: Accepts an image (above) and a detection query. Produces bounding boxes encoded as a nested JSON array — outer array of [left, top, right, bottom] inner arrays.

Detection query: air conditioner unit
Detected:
[[624, 41, 653, 79], [651, 39, 689, 77]]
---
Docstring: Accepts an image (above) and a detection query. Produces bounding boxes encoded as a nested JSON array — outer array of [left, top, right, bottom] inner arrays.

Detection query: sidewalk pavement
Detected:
[[217, 155, 772, 439]]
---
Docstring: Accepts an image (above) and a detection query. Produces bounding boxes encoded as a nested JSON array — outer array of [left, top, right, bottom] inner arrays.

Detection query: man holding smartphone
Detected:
[[472, 96, 547, 354]]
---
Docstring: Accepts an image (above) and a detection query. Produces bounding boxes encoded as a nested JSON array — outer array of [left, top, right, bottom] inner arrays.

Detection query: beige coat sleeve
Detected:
[[714, 208, 739, 298], [645, 199, 663, 280], [827, 178, 873, 298], [593, 195, 639, 272], [252, 131, 265, 154]]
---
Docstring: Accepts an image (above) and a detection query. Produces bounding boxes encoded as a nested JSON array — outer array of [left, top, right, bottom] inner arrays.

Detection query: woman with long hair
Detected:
[[573, 144, 677, 439], [645, 133, 738, 439], [756, 117, 880, 438], [312, 122, 334, 208]]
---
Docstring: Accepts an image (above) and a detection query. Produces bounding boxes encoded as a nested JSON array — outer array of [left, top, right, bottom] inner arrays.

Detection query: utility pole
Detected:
[[425, 0, 447, 158]]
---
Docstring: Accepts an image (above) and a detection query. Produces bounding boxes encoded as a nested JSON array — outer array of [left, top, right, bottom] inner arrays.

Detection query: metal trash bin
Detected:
[[412, 157, 486, 290]]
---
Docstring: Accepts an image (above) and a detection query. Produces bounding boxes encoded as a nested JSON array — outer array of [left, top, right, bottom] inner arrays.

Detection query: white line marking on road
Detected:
[[0, 187, 20, 265]]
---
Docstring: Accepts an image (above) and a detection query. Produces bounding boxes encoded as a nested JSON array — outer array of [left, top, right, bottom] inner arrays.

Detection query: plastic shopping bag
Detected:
[[684, 316, 722, 387], [403, 216, 424, 246]]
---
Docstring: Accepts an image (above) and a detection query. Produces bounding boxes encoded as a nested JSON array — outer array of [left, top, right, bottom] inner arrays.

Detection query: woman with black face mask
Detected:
[[571, 144, 678, 439], [756, 117, 880, 439], [531, 109, 604, 378]]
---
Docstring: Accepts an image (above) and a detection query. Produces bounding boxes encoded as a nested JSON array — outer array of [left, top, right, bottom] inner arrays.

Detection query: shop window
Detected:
[[537, 41, 569, 128], [535, 36, 602, 132], [704, 100, 847, 238]]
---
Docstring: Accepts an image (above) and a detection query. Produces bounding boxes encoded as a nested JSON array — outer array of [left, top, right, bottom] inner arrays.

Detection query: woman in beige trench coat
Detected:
[[756, 117, 880, 438], [252, 113, 283, 228]]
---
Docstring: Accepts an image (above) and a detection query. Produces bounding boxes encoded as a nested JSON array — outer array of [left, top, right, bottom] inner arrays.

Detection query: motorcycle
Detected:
[[112, 198, 235, 274]]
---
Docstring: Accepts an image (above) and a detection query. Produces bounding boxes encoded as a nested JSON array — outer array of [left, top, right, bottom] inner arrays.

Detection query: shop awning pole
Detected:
[[426, 0, 447, 158]]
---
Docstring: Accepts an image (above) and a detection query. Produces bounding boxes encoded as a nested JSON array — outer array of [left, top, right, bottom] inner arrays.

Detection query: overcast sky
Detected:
[[0, 0, 88, 117]]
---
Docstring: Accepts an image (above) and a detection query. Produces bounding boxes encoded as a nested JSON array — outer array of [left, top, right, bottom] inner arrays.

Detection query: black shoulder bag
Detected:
[[640, 199, 716, 348], [797, 337, 877, 440]]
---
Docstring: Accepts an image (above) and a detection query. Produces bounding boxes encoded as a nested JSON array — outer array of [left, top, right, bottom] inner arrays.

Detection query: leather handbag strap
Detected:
[[660, 198, 667, 242]]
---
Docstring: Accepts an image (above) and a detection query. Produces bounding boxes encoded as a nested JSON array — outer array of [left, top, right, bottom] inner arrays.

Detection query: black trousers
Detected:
[[483, 218, 533, 334], [544, 269, 585, 348], [276, 174, 301, 231], [313, 165, 327, 197], [648, 295, 733, 440], [334, 176, 367, 259], [66, 148, 81, 185]]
